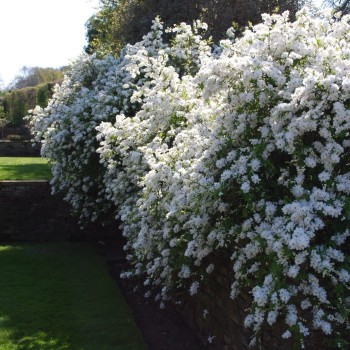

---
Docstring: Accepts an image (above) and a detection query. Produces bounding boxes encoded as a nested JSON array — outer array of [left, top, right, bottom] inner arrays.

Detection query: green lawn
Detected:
[[0, 157, 52, 180], [0, 243, 148, 350]]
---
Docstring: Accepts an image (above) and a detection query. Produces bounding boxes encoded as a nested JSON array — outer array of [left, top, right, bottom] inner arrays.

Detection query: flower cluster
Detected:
[[29, 9, 350, 347], [28, 18, 210, 224]]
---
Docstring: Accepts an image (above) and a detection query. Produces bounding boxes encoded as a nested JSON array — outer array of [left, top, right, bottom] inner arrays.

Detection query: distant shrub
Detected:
[[1, 83, 58, 127], [2, 88, 36, 126], [36, 82, 55, 108]]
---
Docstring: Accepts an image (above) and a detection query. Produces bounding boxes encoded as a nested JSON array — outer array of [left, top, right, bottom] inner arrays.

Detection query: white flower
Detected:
[[241, 182, 250, 193], [279, 289, 291, 303], [207, 335, 215, 344], [252, 286, 269, 307], [288, 227, 310, 251], [189, 281, 199, 295], [267, 310, 278, 325], [282, 330, 291, 339], [250, 159, 261, 171], [179, 265, 191, 278], [287, 265, 300, 278], [206, 263, 215, 274], [318, 171, 331, 182], [338, 269, 350, 283], [304, 156, 317, 168]]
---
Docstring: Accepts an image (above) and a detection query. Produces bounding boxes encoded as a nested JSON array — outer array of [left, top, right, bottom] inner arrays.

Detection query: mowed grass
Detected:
[[0, 243, 148, 350], [0, 157, 52, 180]]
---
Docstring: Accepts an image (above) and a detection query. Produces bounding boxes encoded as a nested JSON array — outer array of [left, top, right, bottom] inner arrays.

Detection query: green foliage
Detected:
[[85, 11, 116, 55], [1, 83, 56, 126], [0, 66, 64, 127], [0, 243, 147, 350], [0, 157, 52, 180], [9, 66, 63, 90], [36, 82, 55, 107], [85, 0, 308, 56], [2, 87, 37, 126]]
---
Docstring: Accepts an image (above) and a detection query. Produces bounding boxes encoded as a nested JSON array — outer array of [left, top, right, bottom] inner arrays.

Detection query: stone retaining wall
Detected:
[[178, 251, 324, 350], [0, 180, 103, 242], [0, 140, 40, 156], [2, 127, 32, 139]]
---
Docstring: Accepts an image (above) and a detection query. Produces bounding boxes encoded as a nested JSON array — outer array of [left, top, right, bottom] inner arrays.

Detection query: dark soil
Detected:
[[103, 234, 206, 350]]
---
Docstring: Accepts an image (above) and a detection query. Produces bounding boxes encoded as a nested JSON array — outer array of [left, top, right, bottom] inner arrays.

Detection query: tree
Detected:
[[324, 0, 350, 15], [1, 82, 58, 127], [9, 66, 64, 90], [85, 10, 117, 55], [0, 105, 8, 139], [1, 66, 64, 127], [85, 0, 308, 56]]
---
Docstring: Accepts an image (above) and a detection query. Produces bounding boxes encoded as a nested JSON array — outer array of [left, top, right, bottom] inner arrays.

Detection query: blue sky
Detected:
[[0, 0, 99, 87]]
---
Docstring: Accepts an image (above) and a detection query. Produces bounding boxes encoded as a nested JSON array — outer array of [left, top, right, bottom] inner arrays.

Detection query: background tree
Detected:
[[0, 105, 7, 139], [323, 0, 350, 15], [9, 66, 64, 90], [1, 66, 64, 127], [85, 0, 308, 56], [2, 87, 37, 126], [85, 2, 119, 55]]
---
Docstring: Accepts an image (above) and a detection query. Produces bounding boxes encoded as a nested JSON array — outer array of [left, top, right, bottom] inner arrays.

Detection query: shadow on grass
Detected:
[[0, 244, 147, 350]]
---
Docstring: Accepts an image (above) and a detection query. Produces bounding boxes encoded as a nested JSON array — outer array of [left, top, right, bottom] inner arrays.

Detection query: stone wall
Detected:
[[178, 252, 252, 350], [0, 180, 104, 242], [178, 251, 322, 350], [2, 126, 32, 140], [0, 140, 40, 156]]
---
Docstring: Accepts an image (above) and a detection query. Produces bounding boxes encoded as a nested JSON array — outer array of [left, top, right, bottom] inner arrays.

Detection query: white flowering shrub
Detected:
[[29, 8, 350, 348], [28, 18, 212, 225], [117, 9, 350, 348], [28, 19, 166, 224], [96, 20, 211, 214], [28, 54, 113, 223], [200, 10, 350, 346]]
